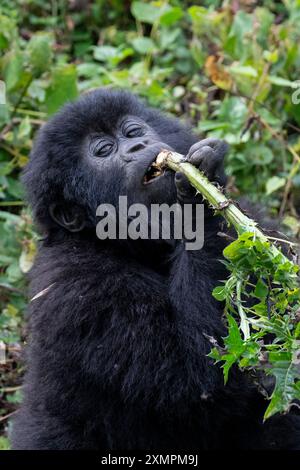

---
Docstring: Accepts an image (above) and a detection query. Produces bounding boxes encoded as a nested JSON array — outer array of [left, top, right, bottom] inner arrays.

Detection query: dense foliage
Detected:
[[0, 0, 300, 448]]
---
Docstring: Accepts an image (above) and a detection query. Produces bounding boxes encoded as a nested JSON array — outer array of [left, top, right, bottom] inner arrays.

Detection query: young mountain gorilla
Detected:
[[12, 89, 300, 450]]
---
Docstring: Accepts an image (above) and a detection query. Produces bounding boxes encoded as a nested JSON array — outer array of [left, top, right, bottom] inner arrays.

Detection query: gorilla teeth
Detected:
[[143, 159, 163, 184]]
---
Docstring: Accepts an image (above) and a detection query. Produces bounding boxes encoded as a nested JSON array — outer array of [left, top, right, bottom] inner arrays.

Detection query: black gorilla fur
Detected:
[[11, 89, 300, 450]]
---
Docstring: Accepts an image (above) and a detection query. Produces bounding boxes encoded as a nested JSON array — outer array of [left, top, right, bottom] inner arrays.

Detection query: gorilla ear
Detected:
[[49, 204, 86, 232]]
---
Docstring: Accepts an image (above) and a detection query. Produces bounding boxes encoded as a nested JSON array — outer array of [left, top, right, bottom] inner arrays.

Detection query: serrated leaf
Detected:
[[221, 315, 245, 382], [225, 314, 244, 350], [264, 359, 299, 420]]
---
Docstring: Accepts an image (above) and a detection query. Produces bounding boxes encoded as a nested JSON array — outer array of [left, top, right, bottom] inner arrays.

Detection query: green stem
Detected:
[[12, 75, 34, 119], [0, 201, 24, 206], [158, 150, 293, 264]]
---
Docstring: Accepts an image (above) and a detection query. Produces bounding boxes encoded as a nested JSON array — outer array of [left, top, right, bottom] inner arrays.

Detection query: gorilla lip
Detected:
[[142, 154, 165, 184]]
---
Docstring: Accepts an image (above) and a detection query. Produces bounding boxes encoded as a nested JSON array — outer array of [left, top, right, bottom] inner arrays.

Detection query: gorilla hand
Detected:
[[175, 138, 228, 204]]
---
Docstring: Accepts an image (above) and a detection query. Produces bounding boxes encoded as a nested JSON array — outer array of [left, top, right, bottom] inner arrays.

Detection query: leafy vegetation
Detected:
[[211, 231, 299, 420], [162, 149, 300, 419], [0, 0, 300, 445]]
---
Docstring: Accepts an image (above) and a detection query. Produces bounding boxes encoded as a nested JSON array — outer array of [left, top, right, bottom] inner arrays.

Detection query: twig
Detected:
[[267, 236, 298, 247], [0, 283, 25, 295], [0, 410, 18, 423], [1, 386, 22, 393], [9, 106, 46, 118], [280, 156, 300, 217], [11, 75, 33, 119], [0, 201, 24, 207], [228, 89, 300, 135], [0, 143, 26, 161], [248, 63, 270, 115]]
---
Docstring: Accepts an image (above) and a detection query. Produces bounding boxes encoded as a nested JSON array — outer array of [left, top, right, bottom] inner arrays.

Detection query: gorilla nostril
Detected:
[[128, 143, 145, 153]]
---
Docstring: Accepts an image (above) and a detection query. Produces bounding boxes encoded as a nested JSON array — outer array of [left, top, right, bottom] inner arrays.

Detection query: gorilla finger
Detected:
[[187, 139, 228, 160], [188, 146, 225, 182], [188, 146, 214, 166], [175, 172, 194, 196], [189, 146, 220, 177]]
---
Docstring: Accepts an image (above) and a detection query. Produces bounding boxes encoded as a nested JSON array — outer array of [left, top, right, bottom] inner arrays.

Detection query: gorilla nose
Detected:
[[126, 142, 148, 153]]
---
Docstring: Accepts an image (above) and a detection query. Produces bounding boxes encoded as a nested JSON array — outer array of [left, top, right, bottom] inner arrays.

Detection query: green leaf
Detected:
[[224, 11, 253, 58], [223, 239, 242, 260], [131, 2, 162, 24], [229, 65, 258, 78], [188, 6, 208, 23], [263, 50, 278, 63], [266, 176, 286, 195], [159, 27, 181, 50], [218, 97, 248, 132], [0, 14, 17, 50], [93, 46, 133, 66], [159, 7, 183, 27], [16, 116, 32, 146], [222, 315, 245, 382], [0, 436, 9, 450], [212, 285, 227, 301], [27, 33, 53, 76], [6, 389, 22, 404], [7, 177, 24, 199], [19, 242, 36, 273], [254, 279, 269, 300], [264, 359, 299, 419], [131, 37, 155, 54], [245, 144, 274, 165], [93, 45, 118, 61], [45, 65, 78, 115], [268, 76, 298, 88], [3, 50, 23, 91]]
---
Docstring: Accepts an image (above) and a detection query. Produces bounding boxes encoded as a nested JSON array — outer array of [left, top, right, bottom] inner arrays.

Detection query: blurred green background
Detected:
[[0, 0, 300, 449]]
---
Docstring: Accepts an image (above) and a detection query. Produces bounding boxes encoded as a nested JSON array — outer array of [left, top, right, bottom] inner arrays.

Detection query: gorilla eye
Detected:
[[123, 123, 144, 138], [94, 140, 114, 157]]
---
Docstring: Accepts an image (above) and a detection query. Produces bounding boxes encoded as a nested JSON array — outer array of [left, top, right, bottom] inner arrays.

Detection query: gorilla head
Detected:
[[23, 89, 197, 234]]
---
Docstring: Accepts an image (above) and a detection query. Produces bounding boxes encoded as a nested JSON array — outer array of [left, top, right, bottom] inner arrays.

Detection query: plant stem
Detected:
[[158, 150, 294, 263]]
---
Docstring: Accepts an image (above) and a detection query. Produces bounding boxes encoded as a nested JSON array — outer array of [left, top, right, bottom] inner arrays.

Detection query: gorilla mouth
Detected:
[[143, 155, 164, 184]]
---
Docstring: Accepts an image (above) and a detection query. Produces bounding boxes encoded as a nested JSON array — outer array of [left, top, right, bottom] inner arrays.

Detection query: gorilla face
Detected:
[[23, 89, 196, 233], [86, 114, 176, 207]]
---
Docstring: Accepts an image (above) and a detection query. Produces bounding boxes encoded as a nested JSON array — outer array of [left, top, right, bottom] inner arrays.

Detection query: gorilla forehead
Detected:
[[45, 88, 174, 142]]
